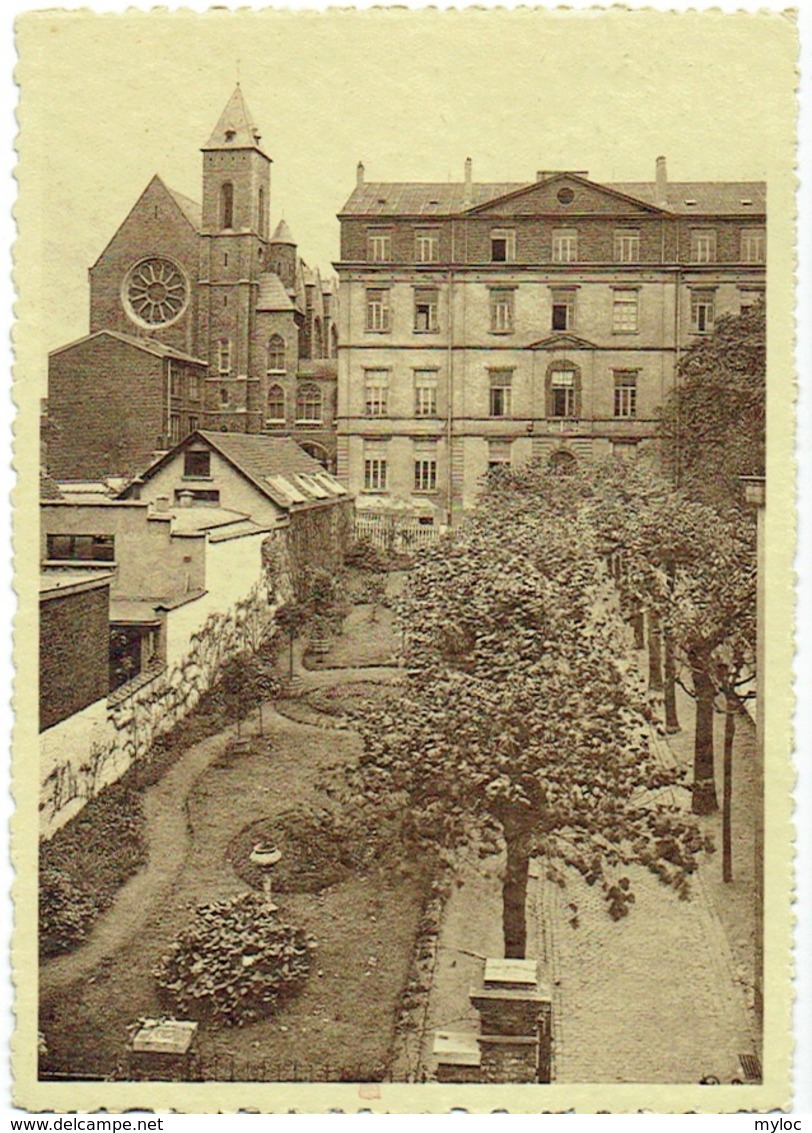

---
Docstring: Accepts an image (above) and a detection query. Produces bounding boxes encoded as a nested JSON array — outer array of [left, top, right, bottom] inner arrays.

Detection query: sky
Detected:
[[13, 6, 796, 392]]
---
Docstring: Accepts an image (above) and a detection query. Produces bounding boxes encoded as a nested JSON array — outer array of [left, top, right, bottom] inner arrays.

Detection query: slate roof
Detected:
[[124, 431, 348, 513], [165, 185, 202, 230], [256, 273, 295, 312], [271, 218, 296, 246], [339, 178, 766, 218], [49, 329, 207, 367], [203, 86, 267, 155]]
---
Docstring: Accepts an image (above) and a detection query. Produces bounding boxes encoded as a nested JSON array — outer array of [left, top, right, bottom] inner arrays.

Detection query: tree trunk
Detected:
[[648, 610, 664, 693], [503, 834, 530, 959], [663, 626, 680, 733], [691, 662, 719, 815], [632, 604, 645, 651], [723, 695, 736, 882]]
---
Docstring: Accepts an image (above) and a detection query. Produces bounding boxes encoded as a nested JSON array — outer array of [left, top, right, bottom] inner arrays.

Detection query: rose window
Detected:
[[124, 258, 188, 327]]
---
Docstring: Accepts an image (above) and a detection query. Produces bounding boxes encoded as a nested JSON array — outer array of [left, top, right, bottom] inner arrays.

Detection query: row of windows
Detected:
[[168, 362, 204, 400], [266, 383, 324, 424], [364, 225, 766, 265], [358, 366, 640, 420], [364, 285, 763, 335], [360, 439, 639, 492]]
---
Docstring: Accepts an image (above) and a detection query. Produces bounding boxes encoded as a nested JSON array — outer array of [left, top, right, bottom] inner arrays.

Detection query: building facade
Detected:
[[334, 158, 766, 524], [47, 87, 338, 482]]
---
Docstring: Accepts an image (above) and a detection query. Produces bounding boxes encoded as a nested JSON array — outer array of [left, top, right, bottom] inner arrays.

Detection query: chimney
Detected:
[[655, 155, 668, 205], [356, 161, 365, 188], [178, 490, 195, 508], [464, 157, 473, 204], [154, 495, 170, 514]]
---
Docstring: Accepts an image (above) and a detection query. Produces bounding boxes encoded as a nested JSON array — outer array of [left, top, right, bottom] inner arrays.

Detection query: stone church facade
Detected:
[[47, 87, 338, 482]]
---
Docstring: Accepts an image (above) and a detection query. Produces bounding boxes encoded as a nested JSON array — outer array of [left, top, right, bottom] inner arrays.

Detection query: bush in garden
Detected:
[[153, 893, 313, 1025], [39, 780, 148, 956], [38, 867, 100, 957]]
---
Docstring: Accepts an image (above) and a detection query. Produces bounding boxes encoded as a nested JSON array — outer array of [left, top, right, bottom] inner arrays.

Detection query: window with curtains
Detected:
[[612, 290, 639, 333], [363, 442, 388, 491], [364, 370, 389, 416], [488, 369, 513, 418], [414, 370, 438, 417], [547, 365, 579, 418], [489, 289, 514, 333]]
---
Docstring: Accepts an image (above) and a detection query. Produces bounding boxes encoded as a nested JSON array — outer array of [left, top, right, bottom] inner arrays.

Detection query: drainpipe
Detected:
[[446, 268, 454, 526]]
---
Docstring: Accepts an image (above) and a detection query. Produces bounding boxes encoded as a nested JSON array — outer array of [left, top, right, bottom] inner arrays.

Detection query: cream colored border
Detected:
[[11, 5, 799, 1113]]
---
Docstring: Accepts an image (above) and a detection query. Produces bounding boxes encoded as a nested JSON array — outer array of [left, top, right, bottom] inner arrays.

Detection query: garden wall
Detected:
[[39, 580, 276, 840]]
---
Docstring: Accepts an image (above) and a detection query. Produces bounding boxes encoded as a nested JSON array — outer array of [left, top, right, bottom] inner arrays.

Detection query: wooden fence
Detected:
[[354, 513, 441, 553]]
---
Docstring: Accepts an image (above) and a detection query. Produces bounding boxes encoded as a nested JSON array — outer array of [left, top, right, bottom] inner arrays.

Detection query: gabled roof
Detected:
[[527, 332, 599, 351], [121, 431, 348, 512], [256, 273, 295, 312], [90, 174, 200, 270], [48, 329, 207, 367], [202, 86, 269, 158], [464, 171, 667, 217], [339, 175, 766, 218]]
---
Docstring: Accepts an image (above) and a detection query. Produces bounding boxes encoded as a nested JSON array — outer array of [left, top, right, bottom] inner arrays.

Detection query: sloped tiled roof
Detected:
[[165, 185, 202, 230], [271, 218, 296, 246], [256, 273, 295, 312], [339, 178, 766, 218], [609, 182, 766, 215], [203, 86, 267, 154], [49, 329, 207, 367]]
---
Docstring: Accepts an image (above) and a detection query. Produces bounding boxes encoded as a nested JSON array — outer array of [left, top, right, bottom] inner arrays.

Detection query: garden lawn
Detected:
[[40, 701, 423, 1081]]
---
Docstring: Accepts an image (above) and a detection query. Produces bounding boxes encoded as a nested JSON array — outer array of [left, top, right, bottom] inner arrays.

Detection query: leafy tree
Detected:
[[350, 486, 710, 958], [658, 301, 765, 512]]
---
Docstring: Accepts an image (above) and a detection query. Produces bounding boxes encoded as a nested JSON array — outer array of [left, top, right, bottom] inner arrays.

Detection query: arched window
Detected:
[[313, 317, 323, 359], [267, 384, 285, 423], [549, 449, 577, 474], [219, 387, 229, 408], [267, 335, 285, 372], [330, 324, 339, 358], [296, 383, 322, 424], [220, 182, 234, 229], [217, 338, 231, 374], [545, 360, 581, 419]]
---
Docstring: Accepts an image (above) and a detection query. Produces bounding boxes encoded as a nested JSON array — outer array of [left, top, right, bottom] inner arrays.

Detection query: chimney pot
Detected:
[[155, 495, 170, 514], [178, 490, 195, 508], [356, 161, 365, 188]]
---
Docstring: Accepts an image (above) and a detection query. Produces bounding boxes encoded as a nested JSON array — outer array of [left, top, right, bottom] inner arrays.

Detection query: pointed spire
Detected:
[[270, 217, 296, 246], [203, 86, 266, 154]]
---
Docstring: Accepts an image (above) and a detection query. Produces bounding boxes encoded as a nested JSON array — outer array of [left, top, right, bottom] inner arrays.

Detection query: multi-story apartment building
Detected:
[[335, 157, 765, 524], [47, 87, 339, 482]]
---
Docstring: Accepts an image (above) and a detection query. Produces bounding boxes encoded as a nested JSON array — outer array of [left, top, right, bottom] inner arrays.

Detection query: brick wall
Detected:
[[89, 176, 200, 359], [40, 584, 110, 731], [48, 335, 165, 480]]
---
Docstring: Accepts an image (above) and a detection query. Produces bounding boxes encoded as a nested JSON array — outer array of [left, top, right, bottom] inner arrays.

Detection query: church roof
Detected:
[[256, 273, 295, 312], [202, 86, 269, 157], [165, 185, 202, 230], [270, 218, 296, 246]]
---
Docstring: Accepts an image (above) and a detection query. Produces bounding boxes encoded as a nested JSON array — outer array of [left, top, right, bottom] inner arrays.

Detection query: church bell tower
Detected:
[[199, 87, 272, 431]]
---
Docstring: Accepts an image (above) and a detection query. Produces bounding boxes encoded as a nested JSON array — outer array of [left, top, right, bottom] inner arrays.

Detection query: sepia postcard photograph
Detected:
[[8, 2, 802, 1115]]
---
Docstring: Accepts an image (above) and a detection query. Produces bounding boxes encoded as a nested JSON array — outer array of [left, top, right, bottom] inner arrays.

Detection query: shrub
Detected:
[[39, 780, 148, 957], [153, 893, 313, 1025], [38, 867, 99, 957]]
